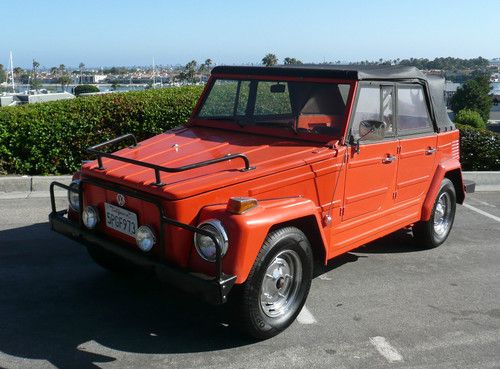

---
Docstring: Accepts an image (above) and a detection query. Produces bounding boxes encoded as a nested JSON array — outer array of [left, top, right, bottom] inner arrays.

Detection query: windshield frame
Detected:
[[190, 74, 357, 143]]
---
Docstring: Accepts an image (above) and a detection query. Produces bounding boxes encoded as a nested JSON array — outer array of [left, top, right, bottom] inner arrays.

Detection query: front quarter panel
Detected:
[[190, 197, 325, 284]]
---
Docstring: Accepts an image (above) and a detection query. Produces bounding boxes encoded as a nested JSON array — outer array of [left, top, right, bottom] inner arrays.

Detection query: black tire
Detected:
[[413, 178, 456, 248], [233, 226, 313, 340], [86, 244, 133, 274]]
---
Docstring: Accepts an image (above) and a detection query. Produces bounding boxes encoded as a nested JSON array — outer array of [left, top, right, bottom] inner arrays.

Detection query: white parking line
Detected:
[[296, 305, 317, 324], [463, 203, 500, 222], [369, 336, 404, 363]]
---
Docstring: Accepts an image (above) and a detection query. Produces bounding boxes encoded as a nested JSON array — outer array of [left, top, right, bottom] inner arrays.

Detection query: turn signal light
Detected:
[[226, 197, 258, 214]]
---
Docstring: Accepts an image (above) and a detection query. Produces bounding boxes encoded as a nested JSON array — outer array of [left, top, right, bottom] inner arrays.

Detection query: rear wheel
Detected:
[[233, 226, 313, 339], [413, 178, 456, 248]]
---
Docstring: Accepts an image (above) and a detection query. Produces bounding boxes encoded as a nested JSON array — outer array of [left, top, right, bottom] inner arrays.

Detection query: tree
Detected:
[[74, 84, 99, 96], [450, 75, 492, 123], [13, 67, 23, 76], [199, 58, 213, 73], [177, 60, 197, 82], [58, 64, 66, 76], [283, 57, 303, 65], [31, 59, 41, 91], [58, 75, 72, 92], [262, 53, 278, 67], [454, 109, 486, 129], [0, 64, 6, 83], [79, 62, 85, 71]]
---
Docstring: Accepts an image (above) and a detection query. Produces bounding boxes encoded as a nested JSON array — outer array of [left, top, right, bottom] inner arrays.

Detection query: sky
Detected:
[[1, 0, 499, 69]]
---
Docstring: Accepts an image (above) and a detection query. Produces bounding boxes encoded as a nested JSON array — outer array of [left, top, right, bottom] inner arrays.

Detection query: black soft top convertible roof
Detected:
[[212, 64, 427, 81], [211, 65, 455, 132]]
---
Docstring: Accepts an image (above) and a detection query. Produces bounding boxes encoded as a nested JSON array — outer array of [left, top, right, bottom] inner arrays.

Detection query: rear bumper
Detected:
[[49, 179, 236, 305], [464, 179, 476, 193]]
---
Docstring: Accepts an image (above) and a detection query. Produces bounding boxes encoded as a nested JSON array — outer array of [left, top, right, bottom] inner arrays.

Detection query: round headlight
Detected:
[[68, 180, 81, 211], [82, 206, 99, 229], [136, 226, 156, 252], [194, 220, 228, 262]]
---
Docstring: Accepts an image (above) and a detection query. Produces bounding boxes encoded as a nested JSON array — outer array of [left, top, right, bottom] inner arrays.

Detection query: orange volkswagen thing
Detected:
[[50, 65, 475, 339]]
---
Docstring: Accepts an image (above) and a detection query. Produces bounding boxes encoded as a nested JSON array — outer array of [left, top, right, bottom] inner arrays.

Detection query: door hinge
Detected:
[[397, 146, 402, 154], [339, 207, 345, 216], [392, 191, 397, 199]]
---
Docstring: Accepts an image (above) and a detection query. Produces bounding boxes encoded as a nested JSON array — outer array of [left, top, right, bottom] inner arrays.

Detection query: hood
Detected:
[[81, 126, 333, 200]]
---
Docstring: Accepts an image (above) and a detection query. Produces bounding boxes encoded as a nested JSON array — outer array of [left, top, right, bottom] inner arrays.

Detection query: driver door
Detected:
[[341, 83, 398, 222]]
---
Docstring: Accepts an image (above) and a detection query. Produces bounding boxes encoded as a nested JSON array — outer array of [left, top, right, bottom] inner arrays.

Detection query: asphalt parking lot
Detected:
[[0, 192, 499, 369]]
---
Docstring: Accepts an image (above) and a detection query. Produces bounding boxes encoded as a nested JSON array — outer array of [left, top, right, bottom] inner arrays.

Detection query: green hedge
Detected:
[[0, 86, 203, 175], [1, 87, 499, 175], [457, 123, 500, 171], [454, 109, 486, 129]]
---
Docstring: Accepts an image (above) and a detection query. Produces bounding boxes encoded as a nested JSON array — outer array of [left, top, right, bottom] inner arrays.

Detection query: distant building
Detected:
[[0, 92, 75, 107], [78, 74, 107, 84], [444, 81, 461, 106]]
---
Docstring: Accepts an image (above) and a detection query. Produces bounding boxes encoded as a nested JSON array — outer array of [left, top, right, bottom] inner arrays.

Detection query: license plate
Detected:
[[104, 202, 138, 237]]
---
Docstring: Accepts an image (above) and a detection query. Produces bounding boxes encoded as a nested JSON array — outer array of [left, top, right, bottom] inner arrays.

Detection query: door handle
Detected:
[[425, 147, 437, 155], [382, 155, 396, 164]]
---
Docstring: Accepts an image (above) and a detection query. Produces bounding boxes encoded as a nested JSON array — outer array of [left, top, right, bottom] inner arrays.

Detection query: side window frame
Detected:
[[395, 82, 435, 137], [348, 81, 397, 145]]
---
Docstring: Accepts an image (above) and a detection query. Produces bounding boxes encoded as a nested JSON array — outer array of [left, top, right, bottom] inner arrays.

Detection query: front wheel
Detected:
[[233, 226, 313, 339], [413, 178, 456, 248]]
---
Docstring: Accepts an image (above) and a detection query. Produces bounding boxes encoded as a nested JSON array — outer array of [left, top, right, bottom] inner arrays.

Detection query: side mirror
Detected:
[[350, 120, 386, 154], [359, 120, 386, 141]]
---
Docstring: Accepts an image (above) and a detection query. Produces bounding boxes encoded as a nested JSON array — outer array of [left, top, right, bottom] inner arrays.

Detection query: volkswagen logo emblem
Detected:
[[116, 194, 126, 207]]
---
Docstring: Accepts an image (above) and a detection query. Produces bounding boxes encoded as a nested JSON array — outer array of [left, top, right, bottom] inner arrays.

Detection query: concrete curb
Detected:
[[462, 171, 500, 187], [0, 175, 72, 194], [0, 172, 499, 198]]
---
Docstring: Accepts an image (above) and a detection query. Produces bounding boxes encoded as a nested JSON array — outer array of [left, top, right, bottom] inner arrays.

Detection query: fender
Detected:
[[197, 197, 326, 284], [421, 158, 464, 221]]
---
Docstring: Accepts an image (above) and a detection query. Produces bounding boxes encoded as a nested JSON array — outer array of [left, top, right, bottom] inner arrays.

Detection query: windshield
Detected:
[[197, 78, 351, 135]]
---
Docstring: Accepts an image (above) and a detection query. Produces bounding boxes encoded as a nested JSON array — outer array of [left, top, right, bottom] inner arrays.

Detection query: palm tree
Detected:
[[58, 75, 71, 92], [78, 62, 85, 84], [59, 64, 65, 76], [262, 53, 278, 67], [31, 59, 41, 92], [204, 58, 212, 69]]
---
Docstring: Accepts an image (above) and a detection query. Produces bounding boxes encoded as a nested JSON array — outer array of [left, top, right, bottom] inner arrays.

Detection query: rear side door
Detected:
[[342, 83, 398, 221], [394, 83, 438, 203]]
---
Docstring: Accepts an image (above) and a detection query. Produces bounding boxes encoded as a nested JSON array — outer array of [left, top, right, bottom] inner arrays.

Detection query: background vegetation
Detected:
[[453, 109, 486, 129], [457, 124, 500, 171], [0, 86, 203, 175], [0, 85, 498, 175], [74, 84, 100, 96], [450, 75, 493, 123]]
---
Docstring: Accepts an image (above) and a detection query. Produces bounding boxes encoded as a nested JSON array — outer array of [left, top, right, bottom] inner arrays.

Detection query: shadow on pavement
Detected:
[[0, 223, 253, 369], [314, 252, 362, 278], [313, 228, 424, 278], [353, 228, 428, 254]]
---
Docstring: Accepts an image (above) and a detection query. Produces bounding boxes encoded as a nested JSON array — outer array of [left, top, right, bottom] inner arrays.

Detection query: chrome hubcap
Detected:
[[260, 250, 302, 318], [434, 192, 451, 237]]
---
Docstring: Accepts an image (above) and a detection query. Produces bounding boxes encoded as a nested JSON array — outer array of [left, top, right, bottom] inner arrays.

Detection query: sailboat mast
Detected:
[[152, 57, 156, 86], [9, 51, 15, 92]]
